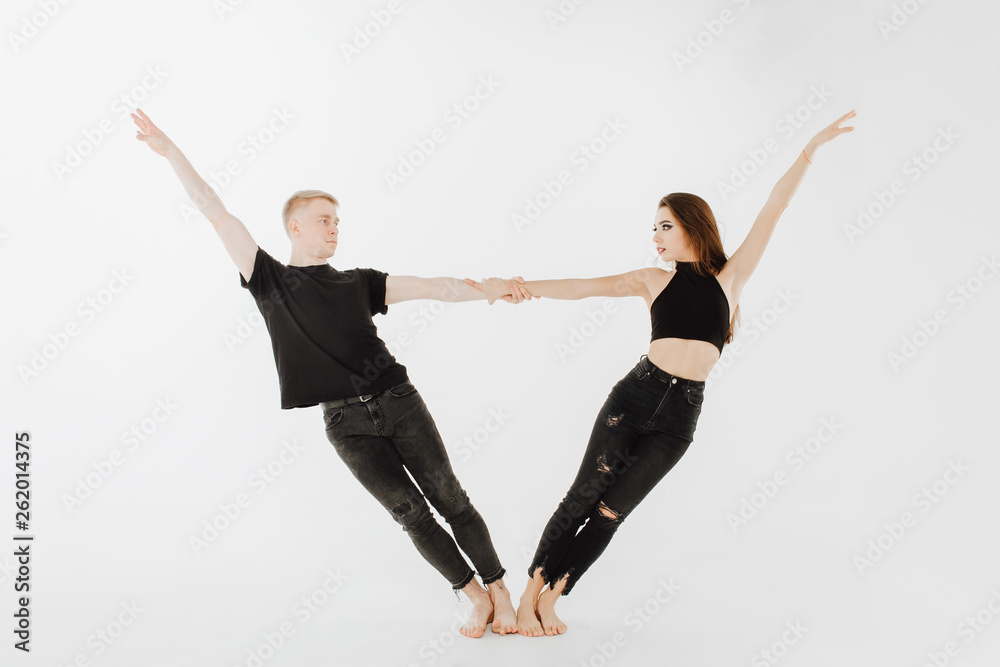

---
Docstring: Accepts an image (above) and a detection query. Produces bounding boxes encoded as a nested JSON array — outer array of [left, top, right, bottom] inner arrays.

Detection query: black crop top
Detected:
[[649, 261, 731, 355]]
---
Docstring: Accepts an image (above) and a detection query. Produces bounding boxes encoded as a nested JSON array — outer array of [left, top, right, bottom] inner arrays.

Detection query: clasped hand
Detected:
[[463, 277, 534, 305]]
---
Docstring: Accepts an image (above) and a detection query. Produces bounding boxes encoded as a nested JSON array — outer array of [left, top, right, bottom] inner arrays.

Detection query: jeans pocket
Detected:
[[323, 406, 345, 429], [385, 381, 417, 398], [685, 385, 705, 407]]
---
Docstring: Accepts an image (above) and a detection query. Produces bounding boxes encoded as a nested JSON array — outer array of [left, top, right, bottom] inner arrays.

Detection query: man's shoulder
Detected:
[[342, 267, 387, 278]]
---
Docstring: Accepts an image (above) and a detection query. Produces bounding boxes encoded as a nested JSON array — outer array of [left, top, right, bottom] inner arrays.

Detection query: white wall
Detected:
[[2, 1, 998, 665]]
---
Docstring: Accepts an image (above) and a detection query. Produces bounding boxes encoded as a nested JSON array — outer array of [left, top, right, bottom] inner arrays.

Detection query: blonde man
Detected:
[[132, 108, 525, 637]]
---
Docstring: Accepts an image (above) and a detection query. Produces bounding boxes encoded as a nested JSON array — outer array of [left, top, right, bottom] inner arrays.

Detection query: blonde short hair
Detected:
[[282, 190, 339, 238]]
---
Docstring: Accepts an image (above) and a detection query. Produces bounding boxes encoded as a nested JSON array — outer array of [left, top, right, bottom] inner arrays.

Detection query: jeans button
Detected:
[[671, 378, 677, 384]]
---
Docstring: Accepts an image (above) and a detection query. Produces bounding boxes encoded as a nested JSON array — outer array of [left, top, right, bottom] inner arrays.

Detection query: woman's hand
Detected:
[[132, 108, 174, 157], [809, 109, 856, 150], [463, 276, 534, 304]]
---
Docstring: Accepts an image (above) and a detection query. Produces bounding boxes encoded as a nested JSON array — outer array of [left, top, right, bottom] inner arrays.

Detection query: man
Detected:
[[132, 108, 527, 637]]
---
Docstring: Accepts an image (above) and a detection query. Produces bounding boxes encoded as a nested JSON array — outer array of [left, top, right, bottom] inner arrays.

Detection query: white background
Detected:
[[3, 1, 999, 665]]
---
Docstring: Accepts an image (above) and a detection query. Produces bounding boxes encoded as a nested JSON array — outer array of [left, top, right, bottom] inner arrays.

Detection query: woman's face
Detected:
[[651, 206, 693, 262]]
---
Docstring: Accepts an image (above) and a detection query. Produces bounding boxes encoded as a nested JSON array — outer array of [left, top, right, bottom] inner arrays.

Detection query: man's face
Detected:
[[290, 198, 339, 258]]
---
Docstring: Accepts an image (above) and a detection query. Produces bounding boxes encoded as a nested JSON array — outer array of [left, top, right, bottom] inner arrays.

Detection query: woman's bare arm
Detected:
[[724, 109, 856, 295], [466, 268, 656, 302]]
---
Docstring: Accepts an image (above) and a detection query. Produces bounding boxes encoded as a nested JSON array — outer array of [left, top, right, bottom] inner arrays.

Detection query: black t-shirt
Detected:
[[239, 245, 409, 409]]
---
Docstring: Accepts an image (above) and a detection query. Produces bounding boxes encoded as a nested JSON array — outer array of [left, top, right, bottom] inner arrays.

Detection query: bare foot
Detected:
[[487, 580, 518, 635], [458, 581, 494, 639], [516, 592, 544, 637], [536, 585, 568, 635]]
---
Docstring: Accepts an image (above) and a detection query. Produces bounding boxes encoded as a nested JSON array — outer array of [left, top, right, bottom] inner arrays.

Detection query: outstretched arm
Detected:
[[132, 108, 258, 282], [724, 110, 856, 295], [386, 275, 528, 305], [466, 268, 655, 302]]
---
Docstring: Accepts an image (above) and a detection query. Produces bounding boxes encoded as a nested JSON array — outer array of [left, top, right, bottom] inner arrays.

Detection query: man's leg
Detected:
[[378, 381, 518, 635], [322, 402, 476, 591]]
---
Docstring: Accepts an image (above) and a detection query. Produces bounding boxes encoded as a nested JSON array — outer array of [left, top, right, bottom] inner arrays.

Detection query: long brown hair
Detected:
[[658, 193, 740, 346]]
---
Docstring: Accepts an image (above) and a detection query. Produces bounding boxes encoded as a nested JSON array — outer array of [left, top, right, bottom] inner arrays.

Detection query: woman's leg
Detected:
[[545, 369, 705, 597], [545, 429, 693, 596], [518, 364, 653, 634], [525, 392, 645, 587]]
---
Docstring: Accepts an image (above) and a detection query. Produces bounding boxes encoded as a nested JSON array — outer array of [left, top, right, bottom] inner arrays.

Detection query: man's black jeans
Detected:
[[528, 355, 705, 595], [322, 380, 505, 590]]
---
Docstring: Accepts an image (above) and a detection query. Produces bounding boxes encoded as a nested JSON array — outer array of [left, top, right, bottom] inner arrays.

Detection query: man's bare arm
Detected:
[[133, 108, 258, 282], [386, 276, 528, 305]]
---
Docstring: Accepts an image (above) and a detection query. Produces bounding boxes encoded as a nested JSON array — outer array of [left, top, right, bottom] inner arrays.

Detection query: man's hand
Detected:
[[132, 108, 174, 157], [463, 276, 534, 305]]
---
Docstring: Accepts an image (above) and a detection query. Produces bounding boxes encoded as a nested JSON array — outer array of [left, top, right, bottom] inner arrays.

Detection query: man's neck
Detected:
[[288, 248, 330, 268]]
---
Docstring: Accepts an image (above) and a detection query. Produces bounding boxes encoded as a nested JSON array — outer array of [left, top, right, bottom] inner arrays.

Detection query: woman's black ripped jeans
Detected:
[[322, 380, 505, 590], [528, 355, 705, 596]]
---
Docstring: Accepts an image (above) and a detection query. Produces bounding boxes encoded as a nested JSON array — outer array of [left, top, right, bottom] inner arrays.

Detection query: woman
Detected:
[[468, 110, 856, 636]]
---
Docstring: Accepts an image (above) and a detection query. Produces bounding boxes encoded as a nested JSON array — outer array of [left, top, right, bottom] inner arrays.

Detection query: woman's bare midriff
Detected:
[[642, 267, 736, 382], [646, 338, 720, 382]]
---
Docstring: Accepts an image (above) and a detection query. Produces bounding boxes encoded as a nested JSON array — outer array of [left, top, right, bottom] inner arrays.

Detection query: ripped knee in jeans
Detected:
[[390, 500, 413, 519], [596, 500, 621, 522]]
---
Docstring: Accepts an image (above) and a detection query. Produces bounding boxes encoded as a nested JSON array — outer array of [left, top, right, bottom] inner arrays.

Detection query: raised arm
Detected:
[[132, 108, 258, 282], [723, 110, 856, 295], [386, 275, 529, 305]]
